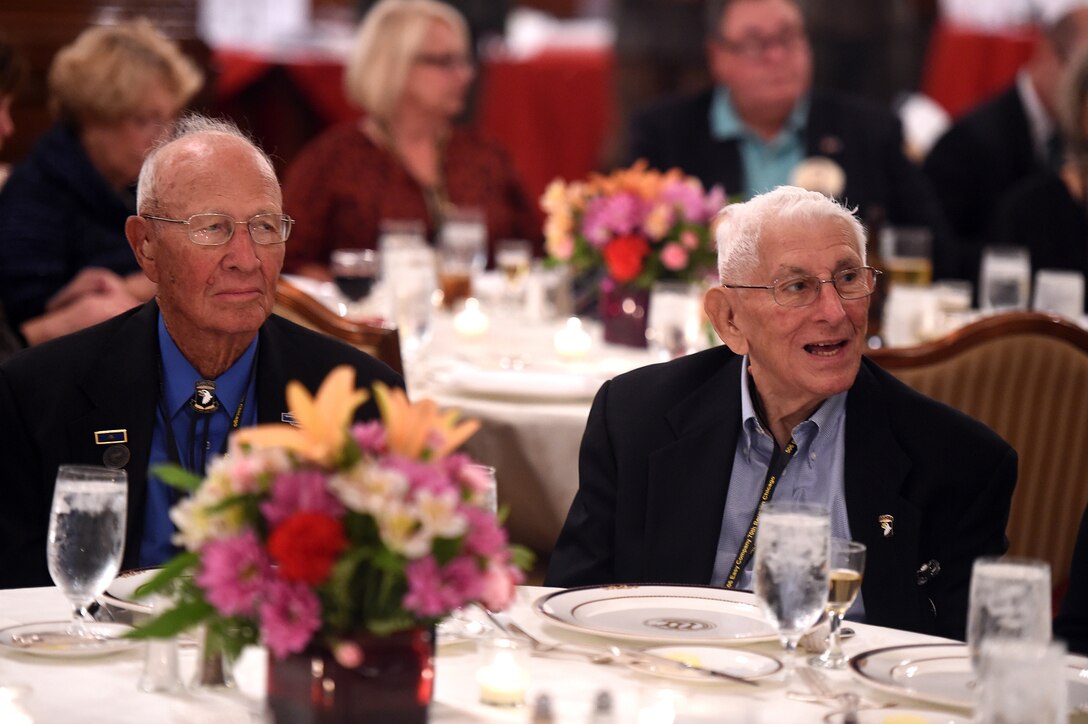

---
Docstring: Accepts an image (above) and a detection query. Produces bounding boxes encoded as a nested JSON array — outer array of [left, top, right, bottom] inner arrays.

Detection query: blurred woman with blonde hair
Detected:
[[0, 18, 203, 343], [283, 0, 540, 279]]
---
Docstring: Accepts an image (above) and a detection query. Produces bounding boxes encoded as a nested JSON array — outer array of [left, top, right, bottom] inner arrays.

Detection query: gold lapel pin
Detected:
[[878, 514, 894, 538]]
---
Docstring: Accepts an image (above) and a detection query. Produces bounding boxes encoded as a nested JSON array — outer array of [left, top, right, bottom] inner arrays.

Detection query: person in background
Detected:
[[0, 114, 403, 589], [923, 3, 1088, 286], [0, 33, 26, 362], [627, 0, 951, 274], [546, 186, 1016, 640], [993, 45, 1088, 311], [1055, 503, 1088, 655], [283, 0, 540, 281], [0, 19, 203, 345]]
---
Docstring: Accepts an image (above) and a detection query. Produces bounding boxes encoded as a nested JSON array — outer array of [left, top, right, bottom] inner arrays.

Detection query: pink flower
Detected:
[[462, 506, 508, 557], [195, 530, 270, 616], [660, 242, 689, 271], [260, 469, 344, 526], [680, 230, 699, 250], [479, 562, 522, 612], [383, 456, 456, 496], [660, 180, 706, 221], [259, 579, 322, 659], [703, 185, 727, 218], [582, 192, 644, 247], [350, 421, 387, 454], [439, 556, 484, 609], [404, 557, 446, 617]]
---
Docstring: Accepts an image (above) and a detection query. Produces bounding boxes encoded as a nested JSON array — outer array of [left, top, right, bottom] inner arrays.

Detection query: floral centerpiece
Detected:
[[541, 160, 725, 290], [133, 366, 529, 718]]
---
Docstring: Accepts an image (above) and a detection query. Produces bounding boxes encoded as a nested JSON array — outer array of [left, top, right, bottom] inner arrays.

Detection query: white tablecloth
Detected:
[[0, 585, 968, 723]]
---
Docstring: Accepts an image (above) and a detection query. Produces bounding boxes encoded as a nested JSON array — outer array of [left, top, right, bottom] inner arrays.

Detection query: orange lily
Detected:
[[372, 382, 479, 460], [234, 365, 368, 465]]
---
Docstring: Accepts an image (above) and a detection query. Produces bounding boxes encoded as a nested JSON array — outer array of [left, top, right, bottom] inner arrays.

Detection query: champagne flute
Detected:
[[809, 539, 866, 669], [753, 501, 830, 680], [47, 465, 128, 639]]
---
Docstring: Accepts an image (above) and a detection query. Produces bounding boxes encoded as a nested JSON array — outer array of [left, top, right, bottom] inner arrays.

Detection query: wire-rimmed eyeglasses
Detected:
[[723, 266, 882, 307], [142, 213, 294, 246]]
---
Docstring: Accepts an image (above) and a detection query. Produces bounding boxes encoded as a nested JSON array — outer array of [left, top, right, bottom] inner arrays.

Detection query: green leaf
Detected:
[[125, 599, 214, 639], [430, 536, 460, 566], [366, 612, 417, 636], [133, 553, 199, 598], [150, 464, 203, 493], [511, 544, 536, 573]]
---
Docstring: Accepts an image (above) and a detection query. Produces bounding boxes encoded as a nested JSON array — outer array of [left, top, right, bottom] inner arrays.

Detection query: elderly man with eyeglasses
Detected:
[[0, 115, 403, 588], [546, 186, 1016, 640], [627, 0, 952, 276]]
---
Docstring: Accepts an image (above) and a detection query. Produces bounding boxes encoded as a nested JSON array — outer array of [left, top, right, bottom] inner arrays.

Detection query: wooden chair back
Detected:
[[273, 277, 403, 377], [868, 312, 1088, 589]]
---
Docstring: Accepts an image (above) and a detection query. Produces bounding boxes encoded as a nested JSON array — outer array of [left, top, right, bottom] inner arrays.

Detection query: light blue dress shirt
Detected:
[[709, 86, 809, 199], [710, 357, 865, 619], [139, 313, 259, 567]]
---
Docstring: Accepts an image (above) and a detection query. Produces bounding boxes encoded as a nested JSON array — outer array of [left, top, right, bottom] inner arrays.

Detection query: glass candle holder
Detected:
[[476, 636, 529, 707]]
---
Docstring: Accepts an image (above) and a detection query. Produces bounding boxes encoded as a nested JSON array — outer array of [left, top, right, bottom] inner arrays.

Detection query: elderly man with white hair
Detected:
[[546, 186, 1017, 640]]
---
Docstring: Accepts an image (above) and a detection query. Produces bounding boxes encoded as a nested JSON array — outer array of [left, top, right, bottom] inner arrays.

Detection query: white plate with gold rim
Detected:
[[850, 643, 1088, 711], [533, 585, 778, 645]]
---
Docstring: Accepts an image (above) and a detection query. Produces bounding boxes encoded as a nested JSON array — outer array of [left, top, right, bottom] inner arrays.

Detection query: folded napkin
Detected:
[[432, 363, 604, 400]]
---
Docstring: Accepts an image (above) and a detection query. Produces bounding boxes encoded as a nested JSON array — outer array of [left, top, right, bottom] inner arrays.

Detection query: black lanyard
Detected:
[[724, 437, 798, 589]]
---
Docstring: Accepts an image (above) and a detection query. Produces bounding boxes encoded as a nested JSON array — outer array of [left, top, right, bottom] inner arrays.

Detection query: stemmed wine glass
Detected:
[[47, 465, 128, 639], [809, 539, 866, 669], [330, 248, 380, 317], [753, 501, 830, 680]]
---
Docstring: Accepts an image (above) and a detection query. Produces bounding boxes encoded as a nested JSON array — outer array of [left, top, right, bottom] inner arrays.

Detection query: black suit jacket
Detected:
[[0, 301, 403, 588], [1055, 504, 1088, 655], [627, 89, 954, 278], [923, 84, 1042, 284], [545, 347, 1017, 640]]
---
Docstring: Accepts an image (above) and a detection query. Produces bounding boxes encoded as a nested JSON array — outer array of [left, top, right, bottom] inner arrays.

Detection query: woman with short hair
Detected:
[[0, 18, 203, 343]]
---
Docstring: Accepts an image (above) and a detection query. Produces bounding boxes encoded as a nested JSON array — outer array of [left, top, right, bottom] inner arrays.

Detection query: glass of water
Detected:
[[967, 556, 1051, 675], [980, 246, 1031, 312], [47, 465, 128, 638], [646, 280, 705, 360], [753, 501, 830, 677]]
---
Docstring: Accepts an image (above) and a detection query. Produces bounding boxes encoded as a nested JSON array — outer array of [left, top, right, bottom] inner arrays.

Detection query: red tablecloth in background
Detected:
[[211, 46, 615, 207], [922, 22, 1038, 118], [476, 48, 615, 206]]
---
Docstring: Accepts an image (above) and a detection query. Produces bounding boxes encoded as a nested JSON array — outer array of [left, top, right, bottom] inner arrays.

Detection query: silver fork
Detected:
[[793, 667, 877, 719]]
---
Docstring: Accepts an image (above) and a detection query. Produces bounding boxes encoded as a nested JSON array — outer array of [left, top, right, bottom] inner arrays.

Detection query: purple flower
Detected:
[[350, 421, 386, 454], [259, 579, 322, 659], [260, 469, 344, 526], [195, 530, 270, 617], [703, 185, 727, 219], [382, 456, 456, 497], [581, 192, 644, 247], [438, 556, 484, 609]]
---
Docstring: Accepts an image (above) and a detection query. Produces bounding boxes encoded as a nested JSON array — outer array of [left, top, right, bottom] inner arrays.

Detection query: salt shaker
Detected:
[[136, 593, 181, 693], [530, 692, 554, 723]]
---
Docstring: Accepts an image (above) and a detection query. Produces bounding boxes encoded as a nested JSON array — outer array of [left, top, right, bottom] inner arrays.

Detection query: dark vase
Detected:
[[266, 627, 434, 724], [598, 282, 650, 348]]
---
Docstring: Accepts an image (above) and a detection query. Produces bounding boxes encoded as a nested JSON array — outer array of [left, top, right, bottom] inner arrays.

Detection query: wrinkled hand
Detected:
[[45, 267, 128, 311], [22, 278, 142, 346]]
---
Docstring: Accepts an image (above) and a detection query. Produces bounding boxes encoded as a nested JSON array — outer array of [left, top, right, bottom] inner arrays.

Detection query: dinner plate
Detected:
[[625, 645, 782, 683], [850, 643, 1088, 711], [101, 568, 160, 614], [0, 622, 138, 659], [431, 363, 604, 401], [823, 708, 970, 724], [533, 585, 779, 644]]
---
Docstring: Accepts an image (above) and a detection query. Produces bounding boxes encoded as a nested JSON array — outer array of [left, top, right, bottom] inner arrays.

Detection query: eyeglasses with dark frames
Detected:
[[142, 213, 294, 246], [723, 266, 882, 307]]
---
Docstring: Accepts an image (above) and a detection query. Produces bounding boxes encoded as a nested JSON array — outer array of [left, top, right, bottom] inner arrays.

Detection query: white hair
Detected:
[[713, 185, 867, 281]]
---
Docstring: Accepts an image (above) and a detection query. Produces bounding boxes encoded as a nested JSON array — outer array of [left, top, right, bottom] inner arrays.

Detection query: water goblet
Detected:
[[646, 280, 704, 360], [809, 539, 866, 669], [967, 556, 1051, 676], [47, 465, 128, 639], [495, 239, 532, 307], [980, 246, 1031, 312], [753, 501, 830, 680]]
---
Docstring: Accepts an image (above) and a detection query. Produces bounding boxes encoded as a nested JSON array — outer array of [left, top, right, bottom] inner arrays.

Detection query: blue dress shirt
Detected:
[[711, 357, 865, 618], [139, 313, 259, 566], [709, 87, 809, 199]]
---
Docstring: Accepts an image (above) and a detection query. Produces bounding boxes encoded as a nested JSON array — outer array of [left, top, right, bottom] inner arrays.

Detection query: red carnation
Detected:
[[602, 234, 650, 283], [268, 512, 347, 585]]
